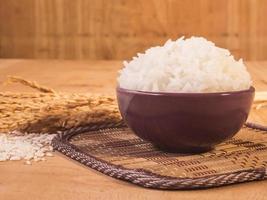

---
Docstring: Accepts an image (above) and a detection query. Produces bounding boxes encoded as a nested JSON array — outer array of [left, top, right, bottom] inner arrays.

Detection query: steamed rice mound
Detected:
[[118, 37, 252, 93]]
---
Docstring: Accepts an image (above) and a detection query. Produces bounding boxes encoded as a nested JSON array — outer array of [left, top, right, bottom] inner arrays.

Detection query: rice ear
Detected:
[[0, 77, 121, 134]]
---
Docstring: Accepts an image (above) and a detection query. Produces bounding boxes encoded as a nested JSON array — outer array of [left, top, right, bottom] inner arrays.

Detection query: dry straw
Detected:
[[0, 76, 121, 134]]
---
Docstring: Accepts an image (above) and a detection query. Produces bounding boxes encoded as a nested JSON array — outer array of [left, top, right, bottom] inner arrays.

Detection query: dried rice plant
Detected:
[[253, 91, 267, 109], [0, 76, 121, 134]]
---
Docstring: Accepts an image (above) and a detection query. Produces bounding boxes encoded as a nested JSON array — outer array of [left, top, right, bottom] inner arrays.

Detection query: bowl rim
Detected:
[[117, 86, 255, 96]]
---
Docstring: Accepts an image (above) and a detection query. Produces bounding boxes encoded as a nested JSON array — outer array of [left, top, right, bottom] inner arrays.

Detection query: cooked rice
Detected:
[[118, 36, 251, 93]]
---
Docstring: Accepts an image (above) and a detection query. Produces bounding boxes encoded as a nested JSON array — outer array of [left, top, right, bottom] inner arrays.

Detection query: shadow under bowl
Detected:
[[116, 86, 255, 153]]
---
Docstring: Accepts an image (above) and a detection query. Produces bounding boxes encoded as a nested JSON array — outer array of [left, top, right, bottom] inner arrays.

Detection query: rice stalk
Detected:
[[0, 76, 121, 134]]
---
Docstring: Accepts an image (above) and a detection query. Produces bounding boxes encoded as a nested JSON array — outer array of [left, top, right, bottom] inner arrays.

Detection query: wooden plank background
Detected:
[[0, 0, 267, 60]]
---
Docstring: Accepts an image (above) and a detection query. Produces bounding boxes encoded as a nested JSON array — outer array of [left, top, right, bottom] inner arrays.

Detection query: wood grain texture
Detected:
[[0, 0, 267, 60], [0, 59, 267, 200]]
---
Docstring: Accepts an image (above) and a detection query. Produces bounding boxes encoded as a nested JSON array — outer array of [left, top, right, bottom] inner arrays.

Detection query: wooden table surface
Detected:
[[0, 59, 267, 200]]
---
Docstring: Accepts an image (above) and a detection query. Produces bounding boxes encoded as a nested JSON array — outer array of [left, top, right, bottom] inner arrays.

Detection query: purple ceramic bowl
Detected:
[[116, 87, 255, 153]]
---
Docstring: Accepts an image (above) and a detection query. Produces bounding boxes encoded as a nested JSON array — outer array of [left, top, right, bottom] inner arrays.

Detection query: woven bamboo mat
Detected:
[[52, 121, 267, 190]]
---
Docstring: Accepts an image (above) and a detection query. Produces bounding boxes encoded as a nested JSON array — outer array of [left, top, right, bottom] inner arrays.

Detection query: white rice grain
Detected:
[[118, 36, 252, 93], [0, 132, 56, 164]]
